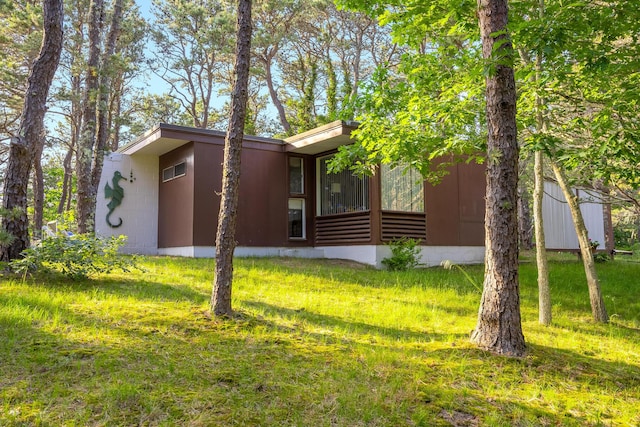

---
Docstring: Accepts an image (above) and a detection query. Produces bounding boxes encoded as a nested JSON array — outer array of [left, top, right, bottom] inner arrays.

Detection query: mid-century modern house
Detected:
[[95, 120, 487, 268]]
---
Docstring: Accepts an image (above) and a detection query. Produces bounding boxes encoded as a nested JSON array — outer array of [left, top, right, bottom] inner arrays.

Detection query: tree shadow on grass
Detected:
[[6, 274, 208, 304], [3, 287, 638, 426], [233, 303, 634, 425], [241, 300, 467, 344], [404, 343, 640, 426]]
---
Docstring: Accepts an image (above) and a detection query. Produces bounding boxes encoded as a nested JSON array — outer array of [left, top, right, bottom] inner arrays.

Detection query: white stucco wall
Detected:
[[95, 153, 159, 255], [542, 181, 605, 250]]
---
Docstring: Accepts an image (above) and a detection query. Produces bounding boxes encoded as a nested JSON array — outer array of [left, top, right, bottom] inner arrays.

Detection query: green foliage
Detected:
[[614, 226, 636, 249], [335, 0, 640, 195], [512, 0, 640, 189], [0, 206, 22, 246], [329, 1, 488, 181], [594, 252, 610, 263], [381, 237, 421, 271], [0, 1, 43, 126], [10, 234, 138, 280]]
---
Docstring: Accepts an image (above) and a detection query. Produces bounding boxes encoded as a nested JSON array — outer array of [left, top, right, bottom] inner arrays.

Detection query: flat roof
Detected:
[[118, 123, 283, 156], [284, 120, 358, 155], [119, 121, 358, 157]]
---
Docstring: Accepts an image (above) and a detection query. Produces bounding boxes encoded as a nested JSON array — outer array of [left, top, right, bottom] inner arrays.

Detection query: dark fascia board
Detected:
[[118, 123, 284, 157], [284, 120, 359, 155]]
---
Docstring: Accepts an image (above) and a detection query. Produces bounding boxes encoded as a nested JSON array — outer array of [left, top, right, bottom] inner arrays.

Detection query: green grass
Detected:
[[1, 253, 639, 426]]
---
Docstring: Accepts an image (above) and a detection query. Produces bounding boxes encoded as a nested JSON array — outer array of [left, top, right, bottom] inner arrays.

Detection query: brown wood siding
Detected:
[[424, 159, 485, 246], [158, 143, 195, 248], [380, 211, 427, 241], [456, 161, 486, 245], [236, 147, 288, 246], [315, 211, 371, 245], [192, 141, 223, 247], [191, 140, 289, 247], [159, 138, 290, 248]]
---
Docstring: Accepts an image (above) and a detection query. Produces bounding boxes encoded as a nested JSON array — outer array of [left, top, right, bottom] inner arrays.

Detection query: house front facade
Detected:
[[96, 121, 487, 268]]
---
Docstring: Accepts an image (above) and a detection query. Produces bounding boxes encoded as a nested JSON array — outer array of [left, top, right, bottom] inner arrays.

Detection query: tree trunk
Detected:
[[212, 0, 252, 316], [593, 180, 614, 257], [517, 184, 533, 249], [0, 0, 64, 261], [534, 151, 551, 325], [533, 23, 552, 325], [91, 0, 124, 193], [33, 141, 45, 239], [76, 0, 104, 233], [57, 146, 74, 215], [551, 161, 608, 322], [470, 0, 526, 356], [263, 52, 291, 134]]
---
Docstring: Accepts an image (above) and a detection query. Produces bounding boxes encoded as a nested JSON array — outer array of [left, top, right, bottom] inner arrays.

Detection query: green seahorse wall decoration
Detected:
[[105, 170, 126, 228]]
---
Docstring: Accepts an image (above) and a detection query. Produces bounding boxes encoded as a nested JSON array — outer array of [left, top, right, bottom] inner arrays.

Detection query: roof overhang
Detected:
[[284, 120, 358, 155], [118, 123, 283, 156]]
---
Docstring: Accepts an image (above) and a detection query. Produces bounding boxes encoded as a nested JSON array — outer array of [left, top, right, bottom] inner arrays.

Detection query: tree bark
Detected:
[[593, 180, 614, 257], [470, 0, 526, 356], [517, 184, 533, 249], [551, 162, 608, 322], [534, 151, 551, 325], [57, 146, 74, 215], [0, 0, 64, 261], [533, 0, 552, 326], [263, 51, 291, 134], [76, 0, 104, 233], [212, 0, 252, 316], [91, 0, 124, 193], [33, 141, 45, 239]]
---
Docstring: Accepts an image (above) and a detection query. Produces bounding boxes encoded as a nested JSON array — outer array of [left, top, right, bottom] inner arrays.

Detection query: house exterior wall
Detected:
[[158, 143, 195, 248], [98, 122, 487, 267], [235, 144, 289, 246], [542, 181, 606, 250], [96, 153, 159, 255], [158, 137, 290, 249], [425, 161, 485, 246]]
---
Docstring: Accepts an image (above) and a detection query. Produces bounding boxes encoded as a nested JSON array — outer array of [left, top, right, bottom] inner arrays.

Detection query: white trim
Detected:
[[158, 246, 215, 258], [155, 245, 484, 269]]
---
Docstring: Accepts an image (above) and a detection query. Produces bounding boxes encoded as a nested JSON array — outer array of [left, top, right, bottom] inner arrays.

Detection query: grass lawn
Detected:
[[1, 252, 639, 426]]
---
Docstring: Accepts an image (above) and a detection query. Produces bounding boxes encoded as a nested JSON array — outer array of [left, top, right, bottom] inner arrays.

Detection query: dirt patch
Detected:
[[439, 409, 479, 427]]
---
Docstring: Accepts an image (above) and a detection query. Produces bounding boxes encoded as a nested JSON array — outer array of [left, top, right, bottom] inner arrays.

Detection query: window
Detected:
[[289, 157, 304, 194], [162, 161, 187, 182], [318, 155, 369, 216], [380, 164, 424, 212], [288, 198, 305, 239]]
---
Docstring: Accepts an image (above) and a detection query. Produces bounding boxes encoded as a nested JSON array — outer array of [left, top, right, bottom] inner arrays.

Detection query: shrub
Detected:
[[593, 252, 610, 263], [11, 234, 138, 280], [381, 237, 422, 271], [0, 206, 23, 246]]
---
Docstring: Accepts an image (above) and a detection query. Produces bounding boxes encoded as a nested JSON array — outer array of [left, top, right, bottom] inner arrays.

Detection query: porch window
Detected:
[[289, 157, 304, 194], [381, 164, 424, 212], [288, 198, 305, 238], [317, 155, 369, 216]]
